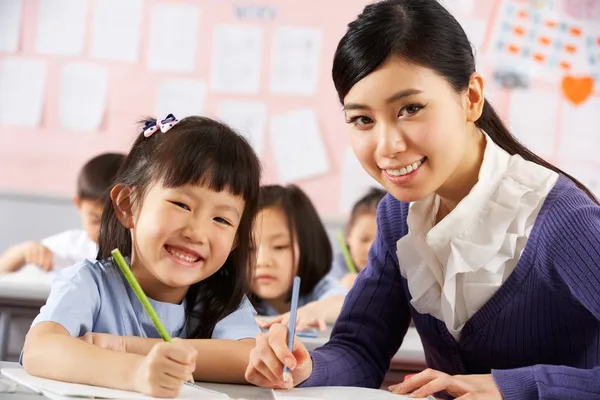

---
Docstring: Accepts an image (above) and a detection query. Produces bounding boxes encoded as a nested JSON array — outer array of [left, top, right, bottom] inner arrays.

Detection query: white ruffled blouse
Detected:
[[396, 133, 558, 340]]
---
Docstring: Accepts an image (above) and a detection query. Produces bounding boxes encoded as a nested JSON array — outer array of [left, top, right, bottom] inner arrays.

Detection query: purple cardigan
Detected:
[[304, 175, 600, 399]]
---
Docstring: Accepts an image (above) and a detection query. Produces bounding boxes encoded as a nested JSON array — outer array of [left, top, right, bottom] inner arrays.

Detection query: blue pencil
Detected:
[[283, 276, 301, 383]]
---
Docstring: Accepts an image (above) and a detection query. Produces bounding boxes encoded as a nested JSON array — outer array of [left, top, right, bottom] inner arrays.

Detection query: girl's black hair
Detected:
[[332, 0, 598, 204], [251, 185, 333, 309], [97, 116, 261, 339]]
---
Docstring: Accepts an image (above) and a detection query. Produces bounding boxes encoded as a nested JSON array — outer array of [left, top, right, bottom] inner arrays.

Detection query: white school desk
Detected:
[[0, 268, 53, 361]]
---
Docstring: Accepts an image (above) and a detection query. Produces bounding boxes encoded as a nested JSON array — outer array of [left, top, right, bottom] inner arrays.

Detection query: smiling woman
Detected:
[[244, 1, 600, 399]]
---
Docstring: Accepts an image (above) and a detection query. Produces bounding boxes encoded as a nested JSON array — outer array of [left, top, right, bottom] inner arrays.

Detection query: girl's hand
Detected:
[[245, 323, 312, 389], [259, 303, 328, 332], [389, 369, 502, 400], [340, 272, 358, 290], [132, 338, 197, 398], [80, 332, 127, 353]]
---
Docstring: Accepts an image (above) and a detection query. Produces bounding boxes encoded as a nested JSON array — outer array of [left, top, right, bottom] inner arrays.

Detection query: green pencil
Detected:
[[111, 248, 195, 383], [336, 230, 357, 273]]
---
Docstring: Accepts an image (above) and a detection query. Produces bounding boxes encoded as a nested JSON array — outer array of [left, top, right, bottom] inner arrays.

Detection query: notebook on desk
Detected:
[[0, 368, 227, 399]]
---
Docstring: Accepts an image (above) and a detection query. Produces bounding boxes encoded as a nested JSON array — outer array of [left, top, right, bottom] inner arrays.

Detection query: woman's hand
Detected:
[[80, 332, 127, 353], [389, 369, 502, 400], [340, 272, 358, 290], [258, 302, 329, 332], [245, 323, 312, 389]]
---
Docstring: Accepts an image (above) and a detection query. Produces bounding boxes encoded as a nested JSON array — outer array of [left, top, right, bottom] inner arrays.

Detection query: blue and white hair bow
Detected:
[[143, 114, 179, 137]]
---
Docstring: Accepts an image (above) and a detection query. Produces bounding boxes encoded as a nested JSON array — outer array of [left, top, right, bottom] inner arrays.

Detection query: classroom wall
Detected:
[[0, 0, 599, 236]]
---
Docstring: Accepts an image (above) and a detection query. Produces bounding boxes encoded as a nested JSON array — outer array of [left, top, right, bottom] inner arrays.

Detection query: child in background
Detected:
[[252, 185, 347, 332], [0, 153, 124, 273], [22, 115, 262, 398], [330, 188, 386, 289]]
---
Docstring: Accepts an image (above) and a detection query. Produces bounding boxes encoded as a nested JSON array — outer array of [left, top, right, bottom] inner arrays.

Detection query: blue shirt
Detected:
[[29, 258, 260, 340], [257, 276, 347, 316]]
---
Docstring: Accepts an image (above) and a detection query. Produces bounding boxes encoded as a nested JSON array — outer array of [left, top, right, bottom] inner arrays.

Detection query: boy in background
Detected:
[[0, 153, 124, 272]]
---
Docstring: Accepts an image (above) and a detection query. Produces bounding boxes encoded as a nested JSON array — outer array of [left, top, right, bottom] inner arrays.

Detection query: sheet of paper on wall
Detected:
[[90, 0, 142, 62], [557, 96, 600, 161], [210, 25, 263, 94], [274, 386, 431, 399], [0, 0, 22, 52], [155, 79, 206, 119], [557, 161, 600, 199], [269, 109, 329, 182], [216, 100, 267, 156], [339, 147, 383, 214], [508, 88, 559, 158], [147, 3, 201, 72], [58, 62, 108, 132], [439, 0, 474, 14], [0, 57, 46, 127], [269, 27, 322, 95], [35, 0, 87, 55]]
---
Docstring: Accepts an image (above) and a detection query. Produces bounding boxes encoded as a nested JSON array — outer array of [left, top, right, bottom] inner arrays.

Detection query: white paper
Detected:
[[155, 78, 206, 119], [508, 88, 559, 158], [35, 0, 87, 55], [558, 162, 600, 199], [269, 109, 329, 182], [338, 147, 384, 214], [557, 96, 600, 161], [217, 100, 267, 155], [0, 368, 227, 400], [270, 27, 322, 95], [459, 18, 487, 52], [0, 0, 22, 52], [58, 62, 108, 131], [147, 3, 200, 72], [274, 386, 428, 400], [0, 57, 46, 127], [90, 0, 142, 62], [210, 25, 263, 94]]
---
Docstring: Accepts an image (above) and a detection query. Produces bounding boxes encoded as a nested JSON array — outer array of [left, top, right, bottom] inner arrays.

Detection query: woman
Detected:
[[244, 0, 600, 399]]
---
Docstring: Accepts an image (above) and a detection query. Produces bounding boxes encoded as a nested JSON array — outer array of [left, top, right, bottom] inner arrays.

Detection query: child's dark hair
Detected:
[[348, 188, 386, 233], [254, 184, 332, 302], [332, 0, 598, 205], [77, 153, 125, 201], [97, 116, 261, 339]]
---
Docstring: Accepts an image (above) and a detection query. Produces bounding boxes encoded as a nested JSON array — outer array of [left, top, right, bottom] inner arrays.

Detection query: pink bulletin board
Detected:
[[0, 0, 598, 218]]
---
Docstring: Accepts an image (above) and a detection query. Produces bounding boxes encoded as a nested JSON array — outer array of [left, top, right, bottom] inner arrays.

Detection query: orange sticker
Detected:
[[518, 10, 528, 19], [539, 36, 551, 46], [508, 44, 520, 54], [565, 44, 577, 54], [545, 20, 557, 28], [569, 27, 582, 36], [597, 37, 600, 46], [513, 26, 526, 36], [560, 61, 571, 70], [533, 53, 545, 62], [562, 76, 594, 105]]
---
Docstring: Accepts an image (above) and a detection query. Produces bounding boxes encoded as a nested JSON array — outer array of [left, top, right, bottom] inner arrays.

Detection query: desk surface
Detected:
[[0, 361, 278, 400]]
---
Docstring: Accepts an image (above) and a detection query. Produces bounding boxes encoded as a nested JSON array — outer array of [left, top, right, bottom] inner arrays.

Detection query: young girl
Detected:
[[22, 115, 262, 398], [245, 1, 600, 399], [329, 188, 386, 289], [251, 185, 347, 332]]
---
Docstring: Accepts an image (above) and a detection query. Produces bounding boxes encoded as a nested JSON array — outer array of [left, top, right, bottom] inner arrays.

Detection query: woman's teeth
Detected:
[[166, 246, 200, 263], [386, 158, 425, 176]]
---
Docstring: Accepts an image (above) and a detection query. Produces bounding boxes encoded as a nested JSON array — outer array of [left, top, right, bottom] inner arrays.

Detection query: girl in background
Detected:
[[252, 185, 347, 332], [23, 115, 262, 398], [330, 187, 386, 289]]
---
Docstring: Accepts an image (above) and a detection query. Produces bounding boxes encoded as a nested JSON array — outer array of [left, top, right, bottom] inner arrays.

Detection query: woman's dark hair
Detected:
[[252, 184, 333, 308], [332, 0, 598, 204], [97, 116, 262, 339], [347, 187, 387, 233]]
